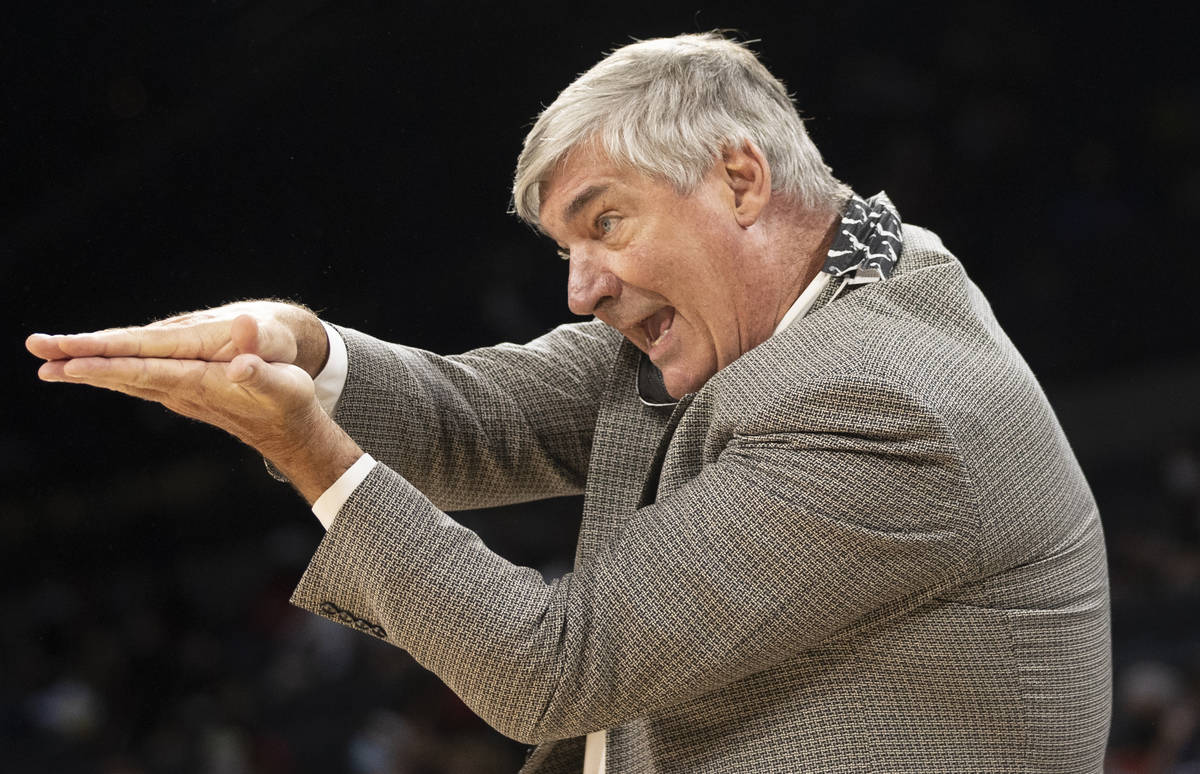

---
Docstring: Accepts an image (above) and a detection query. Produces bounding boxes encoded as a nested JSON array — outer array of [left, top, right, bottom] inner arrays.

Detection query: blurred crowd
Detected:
[[1104, 441, 1200, 773]]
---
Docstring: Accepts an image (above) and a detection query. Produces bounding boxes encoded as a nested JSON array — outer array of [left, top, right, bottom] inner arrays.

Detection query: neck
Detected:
[[766, 204, 840, 331]]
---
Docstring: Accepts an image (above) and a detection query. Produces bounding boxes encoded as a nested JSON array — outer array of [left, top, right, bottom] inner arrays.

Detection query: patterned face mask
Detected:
[[822, 191, 903, 288]]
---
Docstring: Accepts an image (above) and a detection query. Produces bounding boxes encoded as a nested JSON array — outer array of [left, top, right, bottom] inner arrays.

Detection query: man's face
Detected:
[[539, 146, 774, 398]]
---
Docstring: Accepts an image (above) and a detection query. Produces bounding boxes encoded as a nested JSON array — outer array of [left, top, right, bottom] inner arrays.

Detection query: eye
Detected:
[[597, 214, 619, 235]]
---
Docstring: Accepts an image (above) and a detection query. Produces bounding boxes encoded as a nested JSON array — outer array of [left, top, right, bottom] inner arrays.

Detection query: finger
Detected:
[[39, 359, 172, 401], [38, 359, 85, 382], [39, 358, 161, 386], [59, 356, 208, 393], [33, 329, 150, 359], [26, 333, 72, 361], [41, 323, 240, 361], [54, 357, 252, 420], [46, 355, 269, 423], [40, 358, 247, 431]]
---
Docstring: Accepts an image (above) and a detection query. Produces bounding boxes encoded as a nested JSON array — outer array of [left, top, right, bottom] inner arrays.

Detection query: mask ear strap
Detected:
[[830, 275, 852, 303]]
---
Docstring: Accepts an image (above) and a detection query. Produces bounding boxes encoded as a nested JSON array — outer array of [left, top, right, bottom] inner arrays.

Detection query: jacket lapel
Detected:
[[574, 340, 674, 567], [636, 393, 696, 508], [638, 266, 848, 506]]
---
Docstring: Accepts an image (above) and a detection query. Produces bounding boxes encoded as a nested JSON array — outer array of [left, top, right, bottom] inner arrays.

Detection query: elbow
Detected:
[[471, 699, 560, 746], [458, 668, 596, 746], [437, 656, 570, 745], [487, 715, 591, 747]]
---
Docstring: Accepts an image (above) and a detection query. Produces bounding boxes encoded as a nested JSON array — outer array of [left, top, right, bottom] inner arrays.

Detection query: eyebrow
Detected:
[[561, 184, 609, 226]]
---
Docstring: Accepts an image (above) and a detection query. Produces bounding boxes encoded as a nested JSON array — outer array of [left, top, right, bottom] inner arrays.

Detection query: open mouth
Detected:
[[640, 307, 675, 351]]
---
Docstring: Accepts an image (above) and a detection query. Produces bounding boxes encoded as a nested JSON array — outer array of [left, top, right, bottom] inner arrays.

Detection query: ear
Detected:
[[721, 140, 772, 227]]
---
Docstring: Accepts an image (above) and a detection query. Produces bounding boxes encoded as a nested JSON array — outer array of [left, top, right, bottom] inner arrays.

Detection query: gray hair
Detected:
[[511, 32, 850, 226]]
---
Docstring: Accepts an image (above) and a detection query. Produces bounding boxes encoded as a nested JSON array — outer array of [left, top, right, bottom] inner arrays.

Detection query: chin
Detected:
[[661, 364, 716, 399]]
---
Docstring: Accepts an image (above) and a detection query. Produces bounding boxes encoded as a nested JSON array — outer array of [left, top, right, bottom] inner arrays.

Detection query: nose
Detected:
[[566, 249, 621, 317]]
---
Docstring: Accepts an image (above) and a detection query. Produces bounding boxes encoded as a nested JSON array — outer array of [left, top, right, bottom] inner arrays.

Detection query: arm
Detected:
[[27, 304, 620, 509], [290, 373, 980, 744], [327, 320, 622, 511], [27, 301, 331, 378]]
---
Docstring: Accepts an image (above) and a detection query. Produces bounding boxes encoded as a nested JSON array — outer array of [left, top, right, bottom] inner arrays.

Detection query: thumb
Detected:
[[230, 314, 262, 356], [226, 352, 272, 390], [231, 312, 298, 363], [227, 353, 312, 405]]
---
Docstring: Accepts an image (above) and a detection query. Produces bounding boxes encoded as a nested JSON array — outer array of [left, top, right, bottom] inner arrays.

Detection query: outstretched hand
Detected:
[[26, 300, 328, 376], [27, 302, 362, 503]]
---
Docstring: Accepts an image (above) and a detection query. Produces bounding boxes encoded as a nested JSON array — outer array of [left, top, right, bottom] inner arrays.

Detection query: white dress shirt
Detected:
[[309, 322, 374, 529]]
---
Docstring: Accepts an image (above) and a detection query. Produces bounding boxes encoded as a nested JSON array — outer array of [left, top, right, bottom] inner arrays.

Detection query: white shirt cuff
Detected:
[[312, 453, 376, 530], [314, 321, 348, 416]]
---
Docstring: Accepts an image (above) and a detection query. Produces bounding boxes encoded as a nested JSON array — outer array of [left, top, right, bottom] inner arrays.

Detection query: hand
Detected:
[[27, 306, 361, 503], [26, 300, 330, 377]]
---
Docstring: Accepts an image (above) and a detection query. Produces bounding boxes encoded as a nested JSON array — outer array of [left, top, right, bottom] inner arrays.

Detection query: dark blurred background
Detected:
[[4, 1, 1198, 772]]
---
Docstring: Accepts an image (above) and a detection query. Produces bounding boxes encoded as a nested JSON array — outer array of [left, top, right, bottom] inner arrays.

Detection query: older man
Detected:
[[28, 33, 1109, 773]]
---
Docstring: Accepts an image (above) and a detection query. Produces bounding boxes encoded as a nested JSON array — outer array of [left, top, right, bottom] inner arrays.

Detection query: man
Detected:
[[27, 33, 1110, 773]]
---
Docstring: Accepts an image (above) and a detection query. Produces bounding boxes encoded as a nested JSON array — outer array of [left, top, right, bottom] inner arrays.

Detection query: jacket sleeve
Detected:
[[326, 319, 622, 511], [290, 372, 981, 745]]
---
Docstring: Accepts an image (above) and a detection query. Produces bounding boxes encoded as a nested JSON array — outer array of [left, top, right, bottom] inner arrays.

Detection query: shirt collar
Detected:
[[771, 272, 832, 337]]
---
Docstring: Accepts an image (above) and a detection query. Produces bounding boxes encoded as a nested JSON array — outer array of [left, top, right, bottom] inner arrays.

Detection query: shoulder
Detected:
[[697, 221, 1019, 454], [899, 222, 955, 267], [702, 223, 975, 400]]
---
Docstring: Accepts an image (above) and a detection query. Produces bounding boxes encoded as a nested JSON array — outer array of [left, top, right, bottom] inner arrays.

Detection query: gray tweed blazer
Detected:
[[290, 224, 1111, 772]]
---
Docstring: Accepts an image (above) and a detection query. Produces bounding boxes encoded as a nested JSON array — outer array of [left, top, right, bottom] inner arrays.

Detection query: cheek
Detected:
[[678, 319, 719, 368], [620, 241, 677, 288]]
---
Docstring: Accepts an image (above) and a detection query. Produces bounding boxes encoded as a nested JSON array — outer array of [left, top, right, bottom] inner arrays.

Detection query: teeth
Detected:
[[648, 307, 676, 348], [650, 321, 670, 348]]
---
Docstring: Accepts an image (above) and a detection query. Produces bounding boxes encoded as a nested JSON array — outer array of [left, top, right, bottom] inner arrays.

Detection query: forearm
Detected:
[[291, 463, 571, 742], [329, 321, 620, 510]]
